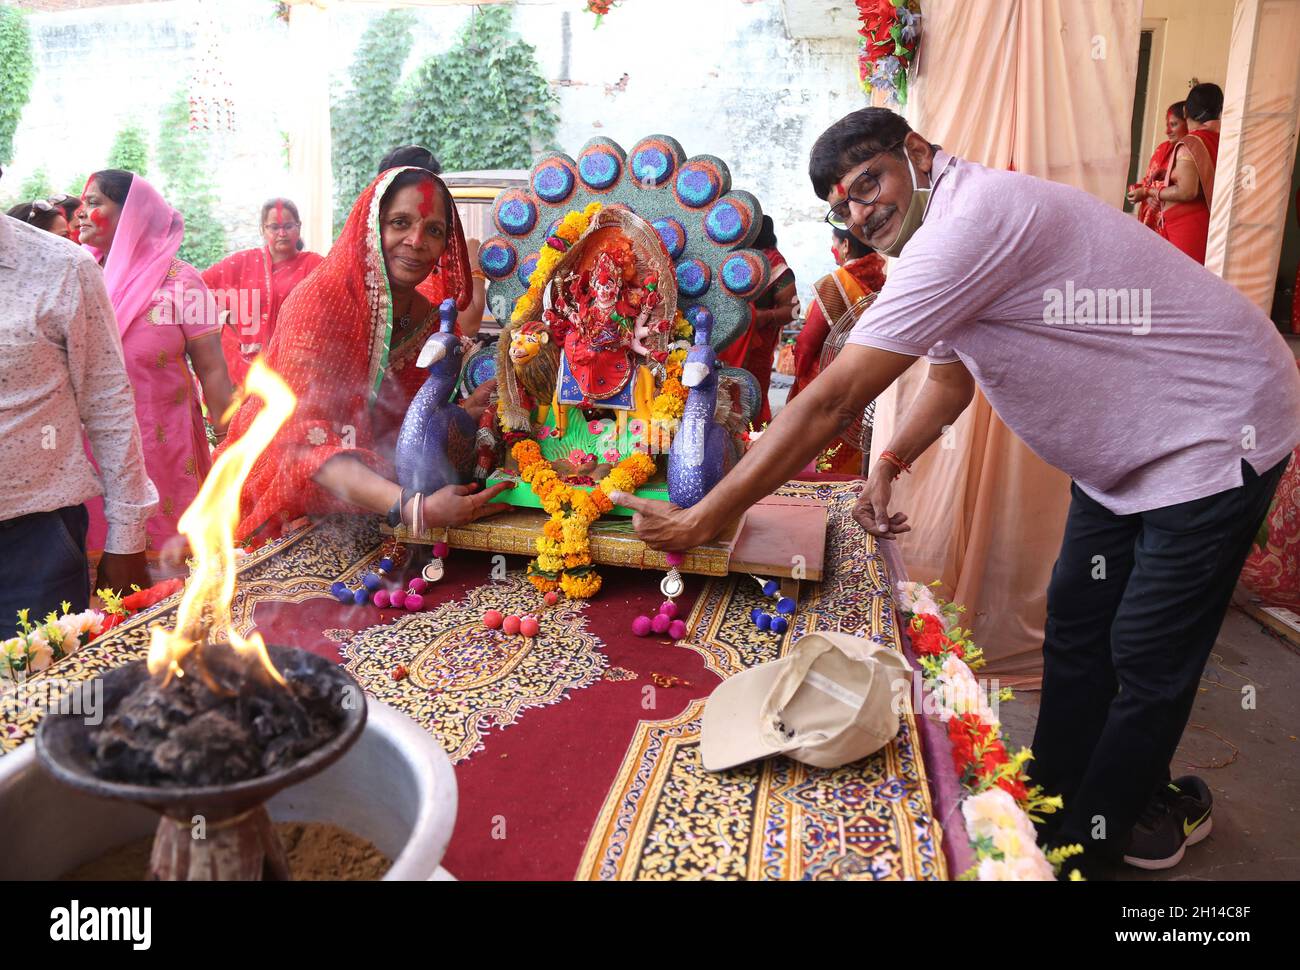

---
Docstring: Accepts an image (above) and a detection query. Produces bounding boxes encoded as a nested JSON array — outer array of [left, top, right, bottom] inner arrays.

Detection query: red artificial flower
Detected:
[[856, 0, 900, 47], [980, 739, 1009, 776], [98, 612, 125, 634], [909, 613, 953, 656], [996, 776, 1029, 802], [121, 577, 185, 613]]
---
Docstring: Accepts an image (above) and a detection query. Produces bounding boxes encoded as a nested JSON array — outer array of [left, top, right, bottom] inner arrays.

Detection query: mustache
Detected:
[[864, 206, 896, 235]]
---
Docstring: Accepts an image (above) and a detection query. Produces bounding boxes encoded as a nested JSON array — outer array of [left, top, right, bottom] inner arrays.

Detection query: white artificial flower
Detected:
[[307, 426, 328, 446], [978, 851, 1055, 881], [25, 630, 54, 672], [961, 787, 1023, 841]]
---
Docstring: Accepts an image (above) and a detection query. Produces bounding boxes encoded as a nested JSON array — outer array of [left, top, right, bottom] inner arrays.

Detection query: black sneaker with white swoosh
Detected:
[[1122, 775, 1214, 871]]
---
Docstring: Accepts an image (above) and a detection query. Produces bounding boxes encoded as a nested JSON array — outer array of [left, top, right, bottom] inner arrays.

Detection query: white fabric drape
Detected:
[[287, 0, 335, 254], [1205, 0, 1300, 311], [870, 0, 1142, 686]]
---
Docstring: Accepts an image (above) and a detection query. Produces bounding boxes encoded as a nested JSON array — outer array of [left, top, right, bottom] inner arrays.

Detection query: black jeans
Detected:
[[1028, 458, 1287, 867], [0, 505, 90, 640]]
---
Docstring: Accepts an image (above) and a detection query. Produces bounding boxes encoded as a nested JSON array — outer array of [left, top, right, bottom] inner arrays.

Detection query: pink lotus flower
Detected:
[[603, 449, 621, 464]]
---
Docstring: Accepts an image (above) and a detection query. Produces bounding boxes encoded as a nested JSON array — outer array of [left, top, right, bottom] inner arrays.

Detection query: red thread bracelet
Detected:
[[880, 450, 912, 474]]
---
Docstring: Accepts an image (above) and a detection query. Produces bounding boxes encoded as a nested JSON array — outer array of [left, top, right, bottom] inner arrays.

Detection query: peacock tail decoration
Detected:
[[482, 135, 773, 356]]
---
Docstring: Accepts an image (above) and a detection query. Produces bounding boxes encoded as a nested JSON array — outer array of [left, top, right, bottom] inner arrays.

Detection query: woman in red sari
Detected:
[[787, 227, 886, 473], [202, 198, 324, 386], [219, 168, 506, 546], [718, 215, 797, 427], [1127, 101, 1186, 230], [1148, 83, 1221, 264]]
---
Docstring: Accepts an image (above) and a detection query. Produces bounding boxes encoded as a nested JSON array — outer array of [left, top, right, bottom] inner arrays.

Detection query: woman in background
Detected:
[[202, 197, 324, 385], [718, 215, 797, 426], [788, 227, 886, 473], [1152, 83, 1222, 263], [1128, 101, 1186, 230], [78, 169, 234, 576], [7, 198, 76, 240]]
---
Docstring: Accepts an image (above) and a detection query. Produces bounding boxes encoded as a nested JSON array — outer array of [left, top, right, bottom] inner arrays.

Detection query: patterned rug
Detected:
[[0, 481, 949, 881]]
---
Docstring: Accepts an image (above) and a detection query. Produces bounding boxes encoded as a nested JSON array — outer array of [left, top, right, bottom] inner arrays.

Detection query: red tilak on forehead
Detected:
[[274, 201, 285, 224], [417, 179, 436, 218]]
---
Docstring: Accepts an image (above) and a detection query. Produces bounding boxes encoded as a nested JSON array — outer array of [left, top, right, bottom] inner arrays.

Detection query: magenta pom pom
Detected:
[[407, 577, 429, 595], [658, 600, 678, 618], [668, 619, 687, 640], [631, 615, 652, 636], [665, 551, 685, 567], [432, 542, 449, 558], [404, 592, 425, 611], [373, 590, 390, 609], [651, 612, 671, 634]]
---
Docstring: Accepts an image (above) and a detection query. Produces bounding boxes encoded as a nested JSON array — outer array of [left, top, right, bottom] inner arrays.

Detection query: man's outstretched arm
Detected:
[[614, 342, 917, 549]]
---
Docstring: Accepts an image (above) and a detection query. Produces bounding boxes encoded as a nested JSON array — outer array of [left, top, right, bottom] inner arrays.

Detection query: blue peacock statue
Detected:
[[667, 308, 729, 508], [395, 299, 477, 494]]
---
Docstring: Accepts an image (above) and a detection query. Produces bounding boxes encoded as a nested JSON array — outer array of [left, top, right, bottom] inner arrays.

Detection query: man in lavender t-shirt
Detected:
[[617, 107, 1300, 876]]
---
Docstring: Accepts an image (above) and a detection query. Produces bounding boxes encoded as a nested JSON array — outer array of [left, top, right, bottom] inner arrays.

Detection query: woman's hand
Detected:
[[1126, 183, 1147, 204], [851, 462, 912, 540], [461, 377, 496, 423], [422, 480, 511, 527]]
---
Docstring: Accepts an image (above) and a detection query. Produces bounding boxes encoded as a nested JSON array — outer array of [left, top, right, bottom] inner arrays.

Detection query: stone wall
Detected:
[[7, 0, 865, 300]]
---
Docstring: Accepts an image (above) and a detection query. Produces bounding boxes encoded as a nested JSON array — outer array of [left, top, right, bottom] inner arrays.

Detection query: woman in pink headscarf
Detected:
[[77, 169, 234, 576]]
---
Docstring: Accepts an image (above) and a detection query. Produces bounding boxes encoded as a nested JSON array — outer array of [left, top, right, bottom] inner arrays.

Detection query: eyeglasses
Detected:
[[824, 142, 905, 230], [264, 222, 300, 234]]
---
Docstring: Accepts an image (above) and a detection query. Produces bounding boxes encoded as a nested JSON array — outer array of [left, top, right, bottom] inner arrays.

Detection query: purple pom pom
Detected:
[[771, 616, 789, 634], [433, 542, 449, 558], [352, 589, 369, 606], [755, 612, 771, 631]]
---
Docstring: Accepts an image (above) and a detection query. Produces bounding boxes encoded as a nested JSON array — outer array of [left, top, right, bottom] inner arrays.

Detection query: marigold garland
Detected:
[[512, 439, 655, 598]]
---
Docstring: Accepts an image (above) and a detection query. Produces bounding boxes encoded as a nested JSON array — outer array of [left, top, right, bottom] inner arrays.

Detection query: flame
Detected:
[[148, 360, 296, 685]]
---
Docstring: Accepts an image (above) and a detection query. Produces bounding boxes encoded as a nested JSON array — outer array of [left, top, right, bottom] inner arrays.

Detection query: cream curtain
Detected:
[[287, 0, 335, 254], [870, 0, 1142, 686], [1205, 0, 1300, 311]]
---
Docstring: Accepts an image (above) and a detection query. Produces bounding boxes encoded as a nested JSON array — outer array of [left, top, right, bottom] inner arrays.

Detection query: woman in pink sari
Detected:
[[77, 170, 235, 576], [201, 198, 324, 386], [1151, 83, 1221, 264]]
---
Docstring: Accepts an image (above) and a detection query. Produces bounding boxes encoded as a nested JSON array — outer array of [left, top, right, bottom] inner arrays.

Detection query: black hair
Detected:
[[7, 200, 68, 234], [809, 107, 915, 201], [1167, 100, 1187, 120], [88, 169, 134, 205], [380, 168, 455, 229], [753, 214, 777, 250], [378, 145, 442, 176], [832, 225, 871, 260], [1185, 83, 1223, 123], [261, 197, 305, 250]]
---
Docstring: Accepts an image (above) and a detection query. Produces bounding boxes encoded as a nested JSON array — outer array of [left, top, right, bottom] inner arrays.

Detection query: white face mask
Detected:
[[877, 155, 932, 259]]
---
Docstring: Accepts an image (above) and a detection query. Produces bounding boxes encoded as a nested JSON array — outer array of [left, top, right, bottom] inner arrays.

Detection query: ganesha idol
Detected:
[[470, 135, 776, 517]]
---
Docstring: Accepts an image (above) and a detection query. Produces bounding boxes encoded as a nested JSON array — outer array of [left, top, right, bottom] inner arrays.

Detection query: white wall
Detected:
[[6, 0, 864, 300], [1139, 0, 1235, 164]]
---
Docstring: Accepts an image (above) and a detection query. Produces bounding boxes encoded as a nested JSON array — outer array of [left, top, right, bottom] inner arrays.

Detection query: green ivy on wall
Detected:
[[328, 6, 559, 230], [399, 6, 559, 173], [156, 92, 227, 269], [331, 9, 417, 233], [0, 6, 35, 167], [107, 124, 149, 178]]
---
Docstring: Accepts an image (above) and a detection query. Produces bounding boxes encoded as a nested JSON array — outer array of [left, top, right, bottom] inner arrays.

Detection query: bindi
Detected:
[[417, 179, 436, 219]]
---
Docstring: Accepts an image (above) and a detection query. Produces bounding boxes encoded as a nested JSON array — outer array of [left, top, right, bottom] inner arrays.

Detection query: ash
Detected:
[[89, 651, 347, 787]]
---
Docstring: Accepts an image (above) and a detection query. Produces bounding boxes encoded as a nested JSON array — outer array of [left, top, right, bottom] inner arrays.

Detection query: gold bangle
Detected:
[[471, 271, 487, 283]]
